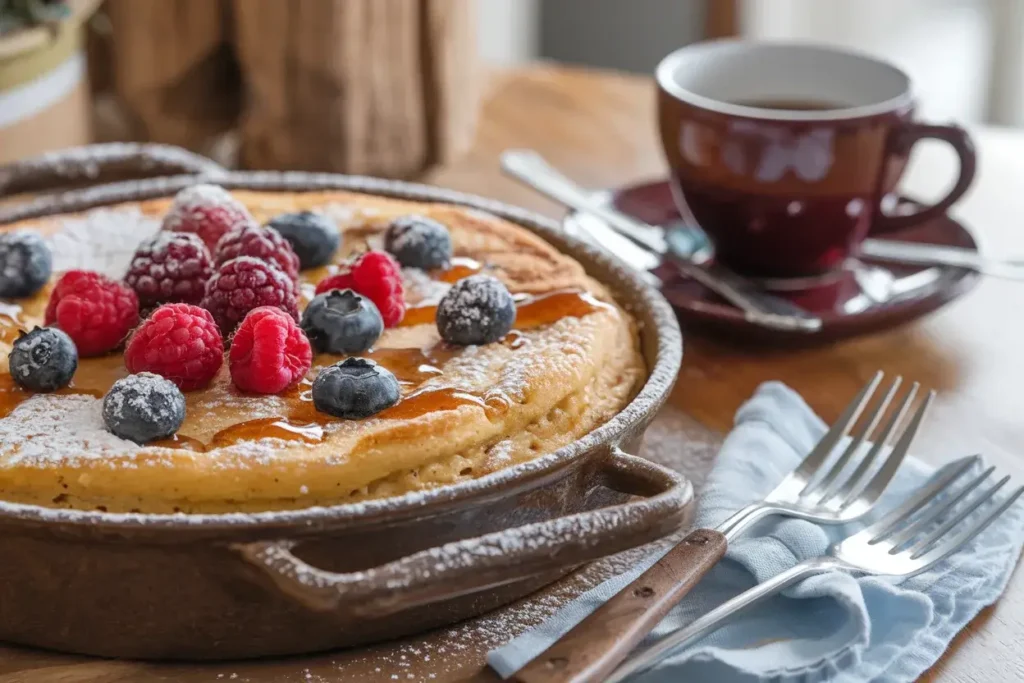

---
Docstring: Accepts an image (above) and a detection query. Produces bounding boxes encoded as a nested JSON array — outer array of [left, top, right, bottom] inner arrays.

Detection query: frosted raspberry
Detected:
[[201, 256, 299, 334], [214, 224, 300, 282], [124, 232, 213, 308], [162, 184, 256, 250]]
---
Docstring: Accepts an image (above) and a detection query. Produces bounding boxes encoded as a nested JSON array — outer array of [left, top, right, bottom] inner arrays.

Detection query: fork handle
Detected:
[[504, 528, 727, 683], [606, 557, 839, 683]]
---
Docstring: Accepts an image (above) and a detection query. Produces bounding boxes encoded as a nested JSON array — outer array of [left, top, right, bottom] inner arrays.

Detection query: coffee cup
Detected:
[[655, 40, 975, 278]]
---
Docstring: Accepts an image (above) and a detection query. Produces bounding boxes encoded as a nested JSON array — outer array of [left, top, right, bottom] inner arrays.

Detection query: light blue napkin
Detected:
[[488, 382, 1024, 682]]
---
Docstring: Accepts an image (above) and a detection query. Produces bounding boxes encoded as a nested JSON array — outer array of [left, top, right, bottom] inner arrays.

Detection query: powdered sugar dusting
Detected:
[[321, 202, 382, 229], [0, 394, 142, 465], [388, 215, 440, 255], [103, 372, 184, 432], [436, 275, 511, 330], [45, 207, 161, 278], [401, 267, 450, 305]]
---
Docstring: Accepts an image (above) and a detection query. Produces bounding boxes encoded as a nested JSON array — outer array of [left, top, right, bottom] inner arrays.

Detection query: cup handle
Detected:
[[873, 123, 976, 233]]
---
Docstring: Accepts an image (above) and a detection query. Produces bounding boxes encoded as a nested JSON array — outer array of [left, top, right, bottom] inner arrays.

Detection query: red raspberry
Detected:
[[314, 270, 355, 294], [125, 304, 224, 391], [162, 184, 256, 251], [201, 256, 299, 334], [229, 306, 312, 394], [314, 250, 405, 327], [124, 232, 213, 308], [45, 271, 139, 356], [214, 224, 300, 282]]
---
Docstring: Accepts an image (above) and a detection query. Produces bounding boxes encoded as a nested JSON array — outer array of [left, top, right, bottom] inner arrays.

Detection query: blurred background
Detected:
[[0, 0, 1015, 173]]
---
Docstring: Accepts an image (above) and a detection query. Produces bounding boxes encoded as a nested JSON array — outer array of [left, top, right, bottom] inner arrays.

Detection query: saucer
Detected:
[[564, 180, 981, 344]]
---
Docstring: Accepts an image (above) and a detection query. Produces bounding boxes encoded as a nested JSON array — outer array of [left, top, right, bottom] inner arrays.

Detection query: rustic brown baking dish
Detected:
[[0, 145, 689, 661]]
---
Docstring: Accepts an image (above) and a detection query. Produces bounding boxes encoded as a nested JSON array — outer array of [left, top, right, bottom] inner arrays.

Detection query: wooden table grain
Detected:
[[3, 65, 1023, 682]]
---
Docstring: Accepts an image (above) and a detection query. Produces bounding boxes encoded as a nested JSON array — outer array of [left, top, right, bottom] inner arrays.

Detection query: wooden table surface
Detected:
[[3, 65, 1023, 682]]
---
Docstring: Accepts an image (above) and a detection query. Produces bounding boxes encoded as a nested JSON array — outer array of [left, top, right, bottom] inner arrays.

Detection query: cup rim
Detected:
[[655, 38, 914, 122]]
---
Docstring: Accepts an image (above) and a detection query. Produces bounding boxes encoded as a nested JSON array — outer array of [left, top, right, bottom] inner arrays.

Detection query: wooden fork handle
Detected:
[[505, 528, 727, 683]]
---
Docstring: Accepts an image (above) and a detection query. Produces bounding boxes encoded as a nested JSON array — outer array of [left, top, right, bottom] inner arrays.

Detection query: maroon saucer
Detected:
[[571, 180, 981, 344]]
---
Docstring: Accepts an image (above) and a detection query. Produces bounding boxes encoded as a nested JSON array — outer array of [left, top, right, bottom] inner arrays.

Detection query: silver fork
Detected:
[[609, 455, 1022, 683], [499, 372, 931, 683], [719, 371, 931, 541]]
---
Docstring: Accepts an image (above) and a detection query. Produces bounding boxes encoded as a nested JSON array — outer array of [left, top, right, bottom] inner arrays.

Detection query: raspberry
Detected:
[[125, 304, 224, 391], [229, 307, 312, 394], [214, 224, 300, 282], [162, 184, 256, 251], [124, 232, 213, 308], [314, 270, 355, 294], [201, 256, 299, 334], [45, 271, 139, 356], [314, 250, 405, 327]]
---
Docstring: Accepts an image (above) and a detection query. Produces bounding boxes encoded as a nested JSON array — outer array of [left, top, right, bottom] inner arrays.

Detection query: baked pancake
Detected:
[[0, 189, 645, 513]]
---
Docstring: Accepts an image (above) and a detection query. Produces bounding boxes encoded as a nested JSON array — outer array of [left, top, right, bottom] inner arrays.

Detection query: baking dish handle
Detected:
[[0, 142, 226, 198], [232, 446, 693, 618]]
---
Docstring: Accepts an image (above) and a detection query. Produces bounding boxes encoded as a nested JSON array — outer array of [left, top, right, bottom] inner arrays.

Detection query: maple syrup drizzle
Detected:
[[209, 418, 324, 448], [513, 290, 613, 329], [361, 346, 454, 384], [431, 257, 483, 283], [377, 387, 485, 420], [399, 303, 439, 327], [0, 302, 27, 345], [398, 289, 610, 330]]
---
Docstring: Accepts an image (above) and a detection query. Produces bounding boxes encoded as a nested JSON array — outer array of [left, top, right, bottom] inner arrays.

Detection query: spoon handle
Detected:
[[861, 239, 1024, 280]]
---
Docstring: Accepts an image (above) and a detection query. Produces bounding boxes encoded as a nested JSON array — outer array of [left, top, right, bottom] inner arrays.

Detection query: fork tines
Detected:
[[797, 371, 934, 513], [866, 456, 1024, 565]]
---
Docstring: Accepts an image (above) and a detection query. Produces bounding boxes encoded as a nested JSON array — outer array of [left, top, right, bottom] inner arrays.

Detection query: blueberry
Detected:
[[0, 231, 52, 297], [9, 327, 77, 391], [102, 372, 186, 444], [312, 357, 400, 419], [266, 211, 340, 269], [436, 275, 516, 346], [300, 289, 383, 354], [384, 215, 452, 270]]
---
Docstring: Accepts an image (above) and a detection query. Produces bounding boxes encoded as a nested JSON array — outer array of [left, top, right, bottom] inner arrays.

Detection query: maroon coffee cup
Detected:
[[656, 40, 976, 278]]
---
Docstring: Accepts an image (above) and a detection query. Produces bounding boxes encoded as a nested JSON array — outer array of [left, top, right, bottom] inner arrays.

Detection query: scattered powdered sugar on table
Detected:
[[45, 207, 161, 278], [0, 394, 142, 465], [322, 538, 677, 681]]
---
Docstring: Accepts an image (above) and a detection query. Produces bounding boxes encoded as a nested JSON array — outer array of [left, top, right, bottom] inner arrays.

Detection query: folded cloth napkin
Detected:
[[488, 382, 1024, 682]]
